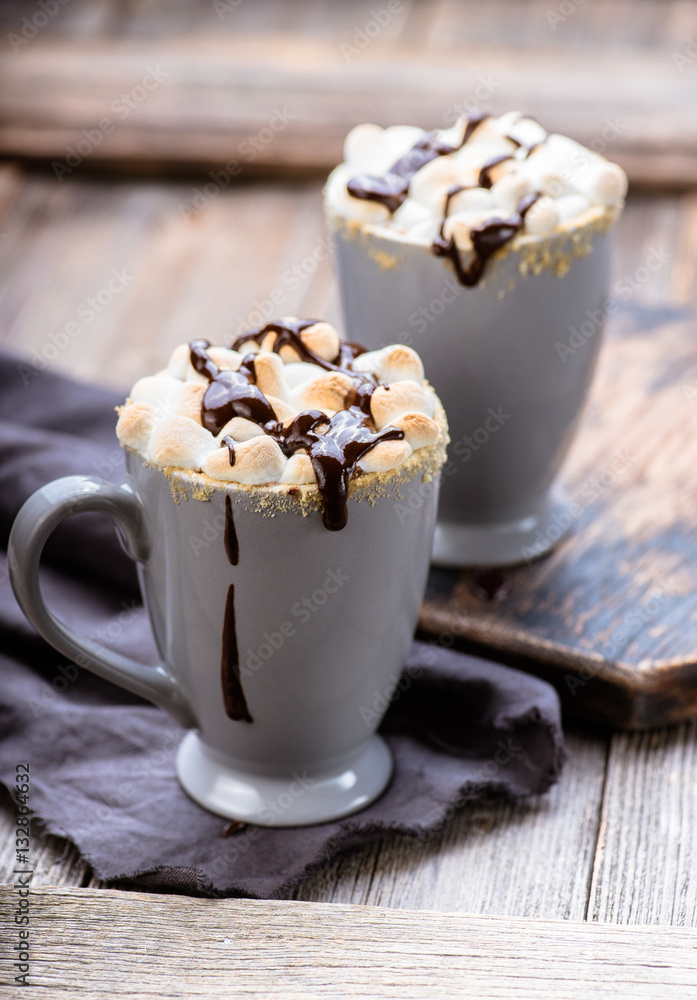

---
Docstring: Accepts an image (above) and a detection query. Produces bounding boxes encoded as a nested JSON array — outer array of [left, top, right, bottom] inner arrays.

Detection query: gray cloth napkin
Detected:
[[0, 351, 566, 898]]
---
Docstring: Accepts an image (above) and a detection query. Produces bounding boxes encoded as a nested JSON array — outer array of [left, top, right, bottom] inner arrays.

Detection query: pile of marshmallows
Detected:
[[116, 322, 440, 487], [325, 112, 628, 251]]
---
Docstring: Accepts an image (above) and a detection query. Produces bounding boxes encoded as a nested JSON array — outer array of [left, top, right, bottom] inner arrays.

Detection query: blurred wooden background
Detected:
[[1, 0, 696, 184]]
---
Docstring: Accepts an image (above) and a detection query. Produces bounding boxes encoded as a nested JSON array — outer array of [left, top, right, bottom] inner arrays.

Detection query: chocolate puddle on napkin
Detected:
[[0, 351, 566, 899]]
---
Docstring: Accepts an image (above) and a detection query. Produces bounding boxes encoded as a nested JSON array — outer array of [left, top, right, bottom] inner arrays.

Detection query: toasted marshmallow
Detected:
[[116, 402, 155, 452], [370, 382, 434, 429], [283, 361, 325, 390], [352, 345, 424, 385], [357, 439, 412, 473], [448, 187, 495, 215], [325, 165, 391, 224], [443, 210, 498, 252], [280, 453, 316, 485], [208, 347, 243, 371], [574, 161, 628, 206], [300, 322, 341, 363], [496, 114, 548, 149], [253, 351, 289, 401], [215, 417, 265, 443], [148, 416, 215, 471], [329, 110, 624, 244], [166, 343, 191, 380], [292, 372, 355, 413], [409, 157, 461, 215], [406, 217, 441, 242], [266, 394, 298, 422], [392, 199, 432, 232], [234, 337, 261, 356], [343, 122, 384, 165], [202, 436, 287, 485], [175, 382, 205, 424], [491, 172, 534, 215], [555, 194, 591, 222], [467, 118, 518, 154], [131, 374, 182, 409], [523, 196, 560, 236], [382, 125, 428, 160], [391, 411, 440, 450], [120, 329, 444, 491]]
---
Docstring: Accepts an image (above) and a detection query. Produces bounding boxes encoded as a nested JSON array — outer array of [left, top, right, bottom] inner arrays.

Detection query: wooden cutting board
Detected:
[[418, 299, 697, 729]]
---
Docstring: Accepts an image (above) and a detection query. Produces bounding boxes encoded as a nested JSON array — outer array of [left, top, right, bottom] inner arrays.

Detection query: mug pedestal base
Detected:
[[176, 731, 394, 827], [432, 488, 571, 568]]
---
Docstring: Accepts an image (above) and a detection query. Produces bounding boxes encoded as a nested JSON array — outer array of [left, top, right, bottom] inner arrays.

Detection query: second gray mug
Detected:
[[329, 218, 613, 567]]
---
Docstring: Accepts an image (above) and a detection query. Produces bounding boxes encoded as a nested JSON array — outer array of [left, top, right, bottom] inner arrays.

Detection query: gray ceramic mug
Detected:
[[8, 449, 441, 826], [328, 212, 616, 566]]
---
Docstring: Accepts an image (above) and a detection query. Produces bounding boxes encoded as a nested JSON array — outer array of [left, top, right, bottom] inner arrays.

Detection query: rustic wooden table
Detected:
[[2, 1, 697, 995]]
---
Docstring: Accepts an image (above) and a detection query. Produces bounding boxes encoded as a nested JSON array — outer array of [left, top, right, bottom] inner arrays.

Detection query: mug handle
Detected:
[[8, 475, 196, 730]]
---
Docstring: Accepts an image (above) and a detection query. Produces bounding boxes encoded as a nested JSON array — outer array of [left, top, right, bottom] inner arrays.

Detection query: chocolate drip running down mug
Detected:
[[325, 110, 626, 567], [9, 324, 448, 826]]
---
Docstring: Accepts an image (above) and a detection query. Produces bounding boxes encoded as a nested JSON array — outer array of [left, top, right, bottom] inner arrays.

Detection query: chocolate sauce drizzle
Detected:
[[468, 567, 513, 603], [432, 189, 540, 289], [224, 494, 239, 566], [192, 322, 404, 531], [347, 110, 491, 214], [221, 584, 252, 722], [221, 820, 246, 837], [345, 110, 550, 287], [221, 435, 236, 467]]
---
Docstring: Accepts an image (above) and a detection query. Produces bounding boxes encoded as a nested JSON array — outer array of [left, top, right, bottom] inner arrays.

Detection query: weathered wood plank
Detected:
[[0, 786, 90, 889], [294, 728, 608, 919], [0, 37, 695, 186], [2, 886, 697, 997], [589, 722, 697, 926]]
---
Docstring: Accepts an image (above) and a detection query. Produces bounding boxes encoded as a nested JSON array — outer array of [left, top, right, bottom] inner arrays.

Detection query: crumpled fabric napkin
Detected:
[[0, 351, 566, 898]]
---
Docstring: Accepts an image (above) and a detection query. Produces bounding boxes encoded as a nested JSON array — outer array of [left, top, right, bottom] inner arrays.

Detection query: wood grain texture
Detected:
[[293, 729, 608, 920], [590, 722, 697, 926], [0, 787, 90, 890], [0, 33, 695, 186], [2, 886, 697, 998]]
